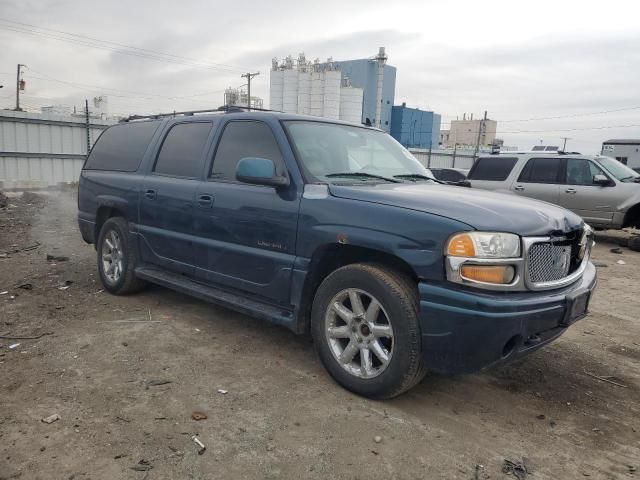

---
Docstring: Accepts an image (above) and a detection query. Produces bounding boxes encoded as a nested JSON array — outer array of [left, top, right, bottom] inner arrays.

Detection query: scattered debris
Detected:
[[629, 465, 637, 474], [592, 427, 600, 432], [593, 262, 608, 268], [474, 464, 484, 480], [115, 416, 131, 423], [0, 291, 8, 295], [370, 449, 379, 455], [41, 413, 60, 424], [502, 458, 530, 479], [146, 379, 173, 389], [0, 332, 53, 340], [192, 435, 206, 455], [374, 435, 382, 443], [191, 411, 208, 421], [130, 459, 153, 471], [616, 260, 626, 265], [8, 343, 20, 349], [584, 370, 628, 388], [217, 389, 228, 394], [610, 247, 623, 254], [16, 283, 33, 290], [0, 191, 7, 208], [114, 453, 128, 459], [536, 414, 546, 420], [58, 286, 70, 291], [46, 254, 69, 262]]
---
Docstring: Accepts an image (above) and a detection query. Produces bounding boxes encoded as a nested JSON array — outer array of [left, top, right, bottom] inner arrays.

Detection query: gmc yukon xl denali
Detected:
[[78, 110, 597, 399]]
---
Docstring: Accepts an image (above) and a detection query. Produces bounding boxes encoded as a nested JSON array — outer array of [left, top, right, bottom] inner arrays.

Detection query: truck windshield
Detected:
[[284, 121, 435, 184], [596, 156, 640, 182]]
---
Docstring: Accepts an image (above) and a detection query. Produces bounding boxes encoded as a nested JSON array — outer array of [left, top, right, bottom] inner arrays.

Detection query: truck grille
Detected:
[[527, 230, 584, 284]]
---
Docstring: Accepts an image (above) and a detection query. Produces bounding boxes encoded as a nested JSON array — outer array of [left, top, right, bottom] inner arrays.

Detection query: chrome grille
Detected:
[[528, 242, 572, 283]]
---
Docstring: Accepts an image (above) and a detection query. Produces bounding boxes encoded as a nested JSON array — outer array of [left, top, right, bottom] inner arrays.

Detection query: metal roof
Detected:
[[602, 139, 640, 145]]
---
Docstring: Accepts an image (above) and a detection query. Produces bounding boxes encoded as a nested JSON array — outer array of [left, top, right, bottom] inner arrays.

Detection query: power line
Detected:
[[0, 19, 254, 74]]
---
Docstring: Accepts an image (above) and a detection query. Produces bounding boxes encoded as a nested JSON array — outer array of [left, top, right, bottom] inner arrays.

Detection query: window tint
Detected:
[[154, 122, 212, 177], [519, 157, 562, 183], [566, 159, 606, 186], [468, 157, 517, 181], [85, 121, 160, 171], [211, 121, 283, 181]]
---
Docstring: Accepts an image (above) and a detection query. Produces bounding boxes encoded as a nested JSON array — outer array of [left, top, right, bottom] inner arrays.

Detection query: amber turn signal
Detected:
[[447, 233, 475, 257], [460, 265, 515, 284]]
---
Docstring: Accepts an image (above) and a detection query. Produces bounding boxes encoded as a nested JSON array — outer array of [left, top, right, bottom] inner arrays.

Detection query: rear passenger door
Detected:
[[138, 121, 213, 274], [192, 120, 301, 304], [510, 157, 562, 205]]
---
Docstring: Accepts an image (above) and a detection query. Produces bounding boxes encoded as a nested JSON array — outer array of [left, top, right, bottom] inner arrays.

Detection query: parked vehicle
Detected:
[[430, 167, 469, 184], [465, 152, 640, 229], [78, 111, 597, 399]]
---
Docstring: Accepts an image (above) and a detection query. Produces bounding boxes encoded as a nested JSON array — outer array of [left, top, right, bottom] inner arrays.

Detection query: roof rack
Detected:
[[120, 105, 278, 123]]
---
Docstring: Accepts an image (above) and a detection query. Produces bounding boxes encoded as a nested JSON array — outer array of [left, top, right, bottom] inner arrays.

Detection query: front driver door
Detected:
[[192, 120, 301, 304]]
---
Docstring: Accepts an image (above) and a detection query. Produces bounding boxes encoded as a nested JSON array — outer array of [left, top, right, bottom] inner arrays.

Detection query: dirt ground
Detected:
[[1, 191, 638, 480]]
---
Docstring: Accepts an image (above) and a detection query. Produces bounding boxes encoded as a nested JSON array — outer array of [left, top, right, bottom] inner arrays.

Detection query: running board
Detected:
[[135, 266, 294, 329]]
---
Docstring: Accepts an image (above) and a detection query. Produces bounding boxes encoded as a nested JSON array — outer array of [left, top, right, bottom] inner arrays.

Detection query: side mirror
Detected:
[[593, 174, 612, 186], [235, 157, 289, 188]]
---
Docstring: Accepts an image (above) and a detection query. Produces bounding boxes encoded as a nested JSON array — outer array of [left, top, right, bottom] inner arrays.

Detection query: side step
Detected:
[[135, 266, 294, 330]]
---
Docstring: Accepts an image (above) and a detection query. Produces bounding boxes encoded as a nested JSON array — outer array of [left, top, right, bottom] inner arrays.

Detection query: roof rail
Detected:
[[120, 105, 279, 123]]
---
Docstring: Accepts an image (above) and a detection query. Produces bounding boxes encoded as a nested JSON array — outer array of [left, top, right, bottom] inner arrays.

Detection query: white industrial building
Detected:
[[601, 139, 640, 169], [224, 88, 263, 110], [270, 54, 364, 124]]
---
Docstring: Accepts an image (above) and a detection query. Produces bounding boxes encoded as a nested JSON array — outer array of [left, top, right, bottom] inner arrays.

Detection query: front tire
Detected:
[[97, 217, 146, 294], [311, 263, 426, 399]]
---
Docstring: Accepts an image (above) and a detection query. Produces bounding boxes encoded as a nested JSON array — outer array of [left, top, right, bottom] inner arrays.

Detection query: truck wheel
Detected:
[[311, 263, 426, 399], [97, 217, 146, 294]]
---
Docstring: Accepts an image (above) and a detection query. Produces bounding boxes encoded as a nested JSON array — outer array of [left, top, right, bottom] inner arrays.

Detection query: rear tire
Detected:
[[97, 217, 146, 294], [311, 263, 426, 399]]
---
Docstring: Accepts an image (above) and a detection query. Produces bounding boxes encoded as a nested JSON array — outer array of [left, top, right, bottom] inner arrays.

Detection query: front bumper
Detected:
[[418, 262, 597, 374]]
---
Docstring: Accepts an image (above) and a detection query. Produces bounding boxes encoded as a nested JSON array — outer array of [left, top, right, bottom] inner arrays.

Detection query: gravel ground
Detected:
[[1, 191, 639, 480]]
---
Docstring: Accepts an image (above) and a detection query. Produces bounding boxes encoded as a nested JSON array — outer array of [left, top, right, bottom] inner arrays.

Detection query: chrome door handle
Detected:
[[197, 194, 214, 208], [565, 188, 577, 194], [514, 185, 525, 191]]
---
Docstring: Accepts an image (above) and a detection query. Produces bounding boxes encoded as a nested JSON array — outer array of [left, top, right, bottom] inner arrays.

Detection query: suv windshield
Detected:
[[595, 156, 640, 182], [285, 121, 435, 184]]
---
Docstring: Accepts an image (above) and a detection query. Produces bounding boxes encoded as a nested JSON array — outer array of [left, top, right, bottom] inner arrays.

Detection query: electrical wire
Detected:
[[0, 19, 254, 74]]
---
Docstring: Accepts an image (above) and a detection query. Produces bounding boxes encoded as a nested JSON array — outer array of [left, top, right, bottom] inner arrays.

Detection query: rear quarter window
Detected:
[[468, 157, 518, 181], [84, 121, 161, 172]]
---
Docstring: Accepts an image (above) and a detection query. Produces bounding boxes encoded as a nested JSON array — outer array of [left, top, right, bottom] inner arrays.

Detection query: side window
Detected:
[[468, 157, 517, 181], [519, 157, 562, 183], [566, 159, 606, 186], [154, 122, 212, 178], [85, 121, 160, 172], [211, 121, 284, 181]]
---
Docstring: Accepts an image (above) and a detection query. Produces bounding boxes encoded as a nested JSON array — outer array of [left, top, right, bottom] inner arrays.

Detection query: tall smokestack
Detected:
[[374, 47, 387, 129]]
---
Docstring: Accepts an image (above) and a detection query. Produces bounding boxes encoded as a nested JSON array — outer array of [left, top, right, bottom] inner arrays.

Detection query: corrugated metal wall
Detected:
[[0, 110, 113, 189], [409, 148, 477, 170]]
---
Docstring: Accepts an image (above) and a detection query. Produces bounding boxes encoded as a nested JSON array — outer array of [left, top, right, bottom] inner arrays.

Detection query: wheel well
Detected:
[[95, 206, 126, 248], [296, 244, 418, 333], [623, 204, 640, 229]]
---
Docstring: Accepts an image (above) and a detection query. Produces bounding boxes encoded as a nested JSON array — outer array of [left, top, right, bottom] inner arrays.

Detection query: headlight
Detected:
[[447, 232, 521, 259]]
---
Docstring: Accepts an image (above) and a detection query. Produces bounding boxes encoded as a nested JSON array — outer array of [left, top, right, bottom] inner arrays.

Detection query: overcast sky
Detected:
[[1, 0, 639, 153]]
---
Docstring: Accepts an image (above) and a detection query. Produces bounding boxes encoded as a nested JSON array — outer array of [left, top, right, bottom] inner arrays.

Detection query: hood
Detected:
[[328, 183, 583, 236]]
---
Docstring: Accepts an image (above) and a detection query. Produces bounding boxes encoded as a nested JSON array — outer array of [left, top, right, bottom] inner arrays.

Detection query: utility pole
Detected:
[[473, 111, 487, 160], [241, 72, 260, 111], [15, 63, 24, 111], [85, 99, 91, 157], [561, 137, 571, 151]]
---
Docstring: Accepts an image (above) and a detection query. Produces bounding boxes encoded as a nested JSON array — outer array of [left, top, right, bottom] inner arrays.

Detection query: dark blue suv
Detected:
[[78, 110, 597, 399]]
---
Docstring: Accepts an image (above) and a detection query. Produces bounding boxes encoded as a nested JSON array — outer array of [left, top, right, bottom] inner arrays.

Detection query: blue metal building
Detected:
[[326, 59, 396, 133], [390, 104, 441, 149]]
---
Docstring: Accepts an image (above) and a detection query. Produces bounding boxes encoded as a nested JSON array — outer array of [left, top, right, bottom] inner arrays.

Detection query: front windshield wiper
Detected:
[[325, 172, 402, 183], [393, 174, 443, 184]]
